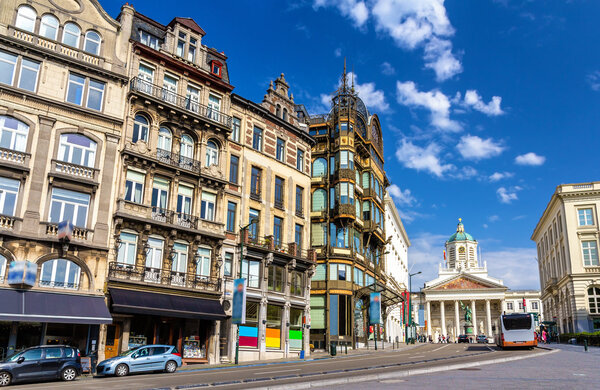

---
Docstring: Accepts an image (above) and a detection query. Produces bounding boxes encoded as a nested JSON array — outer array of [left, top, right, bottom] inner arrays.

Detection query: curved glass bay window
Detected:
[[338, 150, 354, 170], [330, 223, 349, 248], [312, 158, 327, 177], [336, 182, 354, 205], [40, 259, 81, 289]]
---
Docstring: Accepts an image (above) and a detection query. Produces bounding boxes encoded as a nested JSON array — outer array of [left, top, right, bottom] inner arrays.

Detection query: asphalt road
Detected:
[[9, 343, 546, 390]]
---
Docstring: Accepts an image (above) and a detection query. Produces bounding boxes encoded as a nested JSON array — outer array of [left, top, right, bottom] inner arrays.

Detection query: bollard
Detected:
[[345, 343, 348, 354], [584, 339, 588, 352]]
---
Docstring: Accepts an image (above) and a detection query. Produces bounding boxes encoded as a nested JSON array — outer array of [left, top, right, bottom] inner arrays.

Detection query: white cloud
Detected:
[[484, 247, 539, 289], [489, 172, 514, 182], [381, 61, 396, 75], [456, 135, 505, 160], [423, 37, 463, 82], [388, 184, 416, 206], [407, 232, 449, 283], [334, 47, 342, 57], [515, 152, 546, 166], [396, 139, 454, 177], [313, 0, 369, 27], [587, 71, 600, 91], [462, 90, 504, 116], [497, 186, 522, 204], [334, 72, 389, 112], [488, 215, 500, 222], [396, 81, 461, 131], [448, 166, 478, 181]]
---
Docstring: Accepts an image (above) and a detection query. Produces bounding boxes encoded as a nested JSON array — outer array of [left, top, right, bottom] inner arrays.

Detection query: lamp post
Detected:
[[406, 271, 421, 344], [235, 218, 258, 365]]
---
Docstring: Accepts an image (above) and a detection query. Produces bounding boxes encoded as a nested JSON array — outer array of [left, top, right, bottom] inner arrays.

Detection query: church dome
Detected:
[[447, 218, 476, 242]]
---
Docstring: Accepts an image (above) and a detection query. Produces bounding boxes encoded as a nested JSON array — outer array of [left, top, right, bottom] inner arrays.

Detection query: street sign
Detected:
[[369, 292, 381, 325], [232, 278, 247, 324]]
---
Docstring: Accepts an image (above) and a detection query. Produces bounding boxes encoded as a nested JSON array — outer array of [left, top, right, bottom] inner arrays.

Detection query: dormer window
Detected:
[[176, 32, 186, 57], [211, 61, 222, 77], [188, 37, 197, 62], [140, 30, 161, 50]]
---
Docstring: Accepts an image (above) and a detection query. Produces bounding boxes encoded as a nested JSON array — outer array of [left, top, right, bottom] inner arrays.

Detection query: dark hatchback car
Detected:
[[476, 334, 488, 344], [457, 335, 470, 343], [0, 345, 82, 387]]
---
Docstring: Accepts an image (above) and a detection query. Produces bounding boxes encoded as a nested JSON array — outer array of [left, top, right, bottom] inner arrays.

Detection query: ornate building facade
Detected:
[[305, 68, 399, 350]]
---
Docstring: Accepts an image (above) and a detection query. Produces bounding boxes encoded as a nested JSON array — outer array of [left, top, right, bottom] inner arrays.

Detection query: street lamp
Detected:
[[406, 271, 421, 344]]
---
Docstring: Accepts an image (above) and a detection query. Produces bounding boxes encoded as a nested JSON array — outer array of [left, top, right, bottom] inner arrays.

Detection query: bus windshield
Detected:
[[503, 314, 531, 330]]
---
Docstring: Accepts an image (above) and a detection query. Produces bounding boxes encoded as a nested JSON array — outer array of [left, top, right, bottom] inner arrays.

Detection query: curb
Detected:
[[253, 348, 560, 390]]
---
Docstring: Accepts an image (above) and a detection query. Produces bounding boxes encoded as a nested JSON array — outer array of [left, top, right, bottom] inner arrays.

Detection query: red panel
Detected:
[[239, 336, 258, 348]]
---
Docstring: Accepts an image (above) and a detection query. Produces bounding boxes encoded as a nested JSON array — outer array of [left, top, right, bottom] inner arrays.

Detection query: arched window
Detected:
[[58, 133, 97, 167], [276, 104, 281, 118], [0, 115, 29, 152], [205, 140, 218, 166], [15, 6, 36, 32], [589, 287, 600, 314], [157, 127, 172, 151], [132, 115, 149, 143], [283, 108, 288, 122], [40, 259, 81, 289], [39, 14, 59, 40], [180, 134, 194, 159], [83, 31, 101, 55], [312, 189, 326, 212], [62, 22, 81, 48], [195, 247, 211, 278], [0, 254, 7, 282], [312, 158, 327, 177]]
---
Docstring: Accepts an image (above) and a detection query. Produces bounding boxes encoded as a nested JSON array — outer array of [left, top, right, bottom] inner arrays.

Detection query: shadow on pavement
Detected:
[[465, 346, 491, 352]]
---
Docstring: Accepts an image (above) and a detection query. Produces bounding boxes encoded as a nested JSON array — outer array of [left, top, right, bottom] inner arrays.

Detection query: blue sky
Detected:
[[102, 0, 600, 290]]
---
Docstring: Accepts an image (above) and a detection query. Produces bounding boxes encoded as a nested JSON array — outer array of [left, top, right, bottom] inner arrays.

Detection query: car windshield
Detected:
[[3, 351, 24, 362], [118, 347, 141, 357]]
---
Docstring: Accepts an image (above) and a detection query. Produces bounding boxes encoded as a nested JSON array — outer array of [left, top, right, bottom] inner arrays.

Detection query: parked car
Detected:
[[457, 335, 470, 343], [95, 345, 182, 377], [0, 345, 82, 387], [476, 335, 488, 344]]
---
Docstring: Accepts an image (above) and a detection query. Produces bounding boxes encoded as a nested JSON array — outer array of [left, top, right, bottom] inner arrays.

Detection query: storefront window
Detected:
[[266, 305, 282, 349], [239, 302, 259, 348], [289, 307, 303, 350]]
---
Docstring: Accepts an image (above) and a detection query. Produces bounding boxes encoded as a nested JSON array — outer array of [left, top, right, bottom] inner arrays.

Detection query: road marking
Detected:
[[253, 368, 301, 375], [432, 344, 450, 352], [409, 355, 425, 358]]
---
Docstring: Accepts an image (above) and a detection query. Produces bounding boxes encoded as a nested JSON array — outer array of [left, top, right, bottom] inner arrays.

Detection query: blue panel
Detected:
[[329, 294, 338, 336]]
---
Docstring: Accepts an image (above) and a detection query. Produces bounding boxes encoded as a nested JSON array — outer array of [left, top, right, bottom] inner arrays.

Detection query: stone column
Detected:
[[440, 301, 446, 338], [259, 297, 268, 359], [426, 301, 432, 337], [486, 300, 492, 337], [93, 134, 119, 245], [471, 300, 478, 336], [455, 300, 460, 338]]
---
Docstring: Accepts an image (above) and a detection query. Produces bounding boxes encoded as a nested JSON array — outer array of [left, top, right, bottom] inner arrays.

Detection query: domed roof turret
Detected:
[[447, 218, 476, 242]]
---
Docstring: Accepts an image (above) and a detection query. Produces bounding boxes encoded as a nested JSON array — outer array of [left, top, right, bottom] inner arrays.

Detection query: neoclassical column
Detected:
[[486, 300, 492, 337], [471, 300, 478, 335], [455, 300, 460, 338], [440, 301, 446, 338], [426, 301, 432, 337]]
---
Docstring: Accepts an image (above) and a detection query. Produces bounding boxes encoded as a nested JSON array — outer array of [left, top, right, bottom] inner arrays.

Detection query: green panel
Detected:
[[310, 295, 325, 307], [311, 308, 325, 329], [289, 330, 303, 340]]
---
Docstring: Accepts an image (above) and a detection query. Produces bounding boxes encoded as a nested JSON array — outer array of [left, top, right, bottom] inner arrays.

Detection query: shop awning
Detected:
[[0, 288, 112, 324], [109, 288, 227, 320], [356, 282, 406, 308]]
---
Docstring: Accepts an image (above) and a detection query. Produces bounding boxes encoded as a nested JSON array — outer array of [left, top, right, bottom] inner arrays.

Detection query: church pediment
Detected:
[[427, 275, 505, 291]]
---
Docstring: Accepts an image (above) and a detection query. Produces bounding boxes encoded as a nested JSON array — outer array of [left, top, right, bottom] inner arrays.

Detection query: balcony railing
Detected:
[[108, 262, 221, 291], [150, 207, 200, 229], [249, 190, 261, 202], [51, 159, 100, 182], [243, 232, 316, 263], [0, 214, 17, 230], [44, 222, 92, 241], [0, 147, 30, 167], [274, 199, 284, 210], [130, 77, 232, 129], [156, 148, 201, 174], [308, 114, 328, 125]]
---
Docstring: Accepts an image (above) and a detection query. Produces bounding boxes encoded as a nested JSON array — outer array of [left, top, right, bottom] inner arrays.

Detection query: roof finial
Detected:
[[351, 64, 355, 93], [457, 218, 464, 233]]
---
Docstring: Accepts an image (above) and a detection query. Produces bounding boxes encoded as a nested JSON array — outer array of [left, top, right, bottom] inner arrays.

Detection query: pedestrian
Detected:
[[542, 329, 547, 344]]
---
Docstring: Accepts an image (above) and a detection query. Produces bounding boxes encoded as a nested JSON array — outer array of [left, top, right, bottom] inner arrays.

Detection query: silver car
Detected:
[[95, 345, 182, 377]]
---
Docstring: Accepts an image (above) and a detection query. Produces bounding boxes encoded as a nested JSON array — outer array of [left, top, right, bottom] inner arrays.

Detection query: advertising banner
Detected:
[[58, 220, 74, 241], [369, 292, 381, 325], [232, 278, 247, 324], [7, 261, 37, 287]]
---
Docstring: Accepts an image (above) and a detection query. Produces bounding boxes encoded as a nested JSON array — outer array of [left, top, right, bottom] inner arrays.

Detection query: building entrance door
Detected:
[[104, 324, 121, 358]]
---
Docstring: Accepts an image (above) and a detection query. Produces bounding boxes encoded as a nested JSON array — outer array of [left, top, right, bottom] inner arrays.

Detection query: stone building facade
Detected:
[[0, 0, 128, 357], [532, 181, 600, 333]]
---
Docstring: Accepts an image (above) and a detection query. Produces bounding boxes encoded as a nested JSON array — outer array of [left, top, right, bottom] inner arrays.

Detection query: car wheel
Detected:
[[61, 367, 77, 381], [164, 360, 177, 373], [0, 372, 11, 387], [115, 364, 129, 377]]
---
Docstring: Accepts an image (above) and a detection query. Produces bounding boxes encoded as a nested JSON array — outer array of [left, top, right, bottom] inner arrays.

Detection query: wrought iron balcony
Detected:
[[242, 232, 316, 264], [108, 262, 220, 292], [130, 77, 232, 129], [156, 148, 201, 174], [274, 199, 284, 210], [249, 190, 261, 202]]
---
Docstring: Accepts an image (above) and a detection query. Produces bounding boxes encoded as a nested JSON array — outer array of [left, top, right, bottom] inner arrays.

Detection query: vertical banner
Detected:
[[58, 220, 74, 241], [369, 292, 381, 325], [232, 278, 247, 324]]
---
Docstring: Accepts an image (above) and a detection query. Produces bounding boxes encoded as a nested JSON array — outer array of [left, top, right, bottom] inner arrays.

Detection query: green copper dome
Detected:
[[447, 218, 476, 242]]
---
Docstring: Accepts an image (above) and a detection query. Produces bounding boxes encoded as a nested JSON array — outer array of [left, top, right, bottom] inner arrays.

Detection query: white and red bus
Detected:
[[495, 313, 537, 349]]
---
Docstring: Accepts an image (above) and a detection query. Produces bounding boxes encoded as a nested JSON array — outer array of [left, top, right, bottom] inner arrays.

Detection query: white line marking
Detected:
[[432, 344, 450, 352], [409, 355, 425, 359], [253, 368, 301, 375]]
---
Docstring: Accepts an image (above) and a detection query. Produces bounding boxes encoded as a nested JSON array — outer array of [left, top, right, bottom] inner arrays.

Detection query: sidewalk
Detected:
[[543, 342, 600, 356]]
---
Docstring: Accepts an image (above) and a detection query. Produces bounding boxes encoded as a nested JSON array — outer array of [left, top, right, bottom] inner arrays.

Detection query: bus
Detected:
[[495, 313, 537, 349]]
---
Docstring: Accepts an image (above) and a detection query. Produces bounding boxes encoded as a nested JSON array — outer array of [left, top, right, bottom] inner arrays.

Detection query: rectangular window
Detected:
[[140, 30, 160, 50], [117, 232, 137, 265], [250, 167, 261, 198], [176, 32, 186, 57], [507, 302, 513, 310], [195, 247, 211, 277], [532, 301, 539, 310], [145, 237, 163, 270], [231, 117, 241, 142], [186, 84, 201, 112], [0, 51, 17, 86], [188, 37, 197, 62], [353, 268, 364, 286], [276, 138, 285, 162], [266, 305, 282, 349], [86, 79, 105, 111], [296, 149, 304, 171], [249, 208, 260, 240], [241, 258, 260, 288], [18, 58, 40, 92], [49, 188, 90, 227], [176, 184, 193, 218], [0, 177, 20, 216], [291, 271, 303, 296], [268, 265, 284, 292], [273, 216, 283, 247], [295, 186, 303, 215], [124, 169, 144, 203], [66, 73, 105, 111], [229, 155, 239, 184], [518, 302, 523, 310], [66, 73, 85, 106], [274, 177, 284, 208], [582, 241, 599, 266], [252, 127, 263, 151], [295, 224, 302, 249], [289, 307, 303, 349], [226, 201, 236, 233], [208, 94, 222, 122], [310, 296, 326, 329], [578, 208, 594, 226], [311, 223, 326, 247], [223, 252, 233, 277], [151, 177, 169, 211], [200, 191, 216, 221], [162, 74, 178, 104]]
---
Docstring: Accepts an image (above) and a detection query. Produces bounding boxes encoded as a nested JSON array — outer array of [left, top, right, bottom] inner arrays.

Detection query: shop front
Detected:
[[108, 288, 227, 364]]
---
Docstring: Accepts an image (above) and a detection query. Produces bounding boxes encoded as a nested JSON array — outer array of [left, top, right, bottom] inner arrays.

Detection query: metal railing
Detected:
[[130, 77, 232, 129], [150, 207, 200, 229], [156, 148, 201, 174], [108, 262, 220, 291]]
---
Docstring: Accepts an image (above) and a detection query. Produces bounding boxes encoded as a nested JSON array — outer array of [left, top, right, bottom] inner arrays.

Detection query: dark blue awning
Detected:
[[0, 288, 112, 324]]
